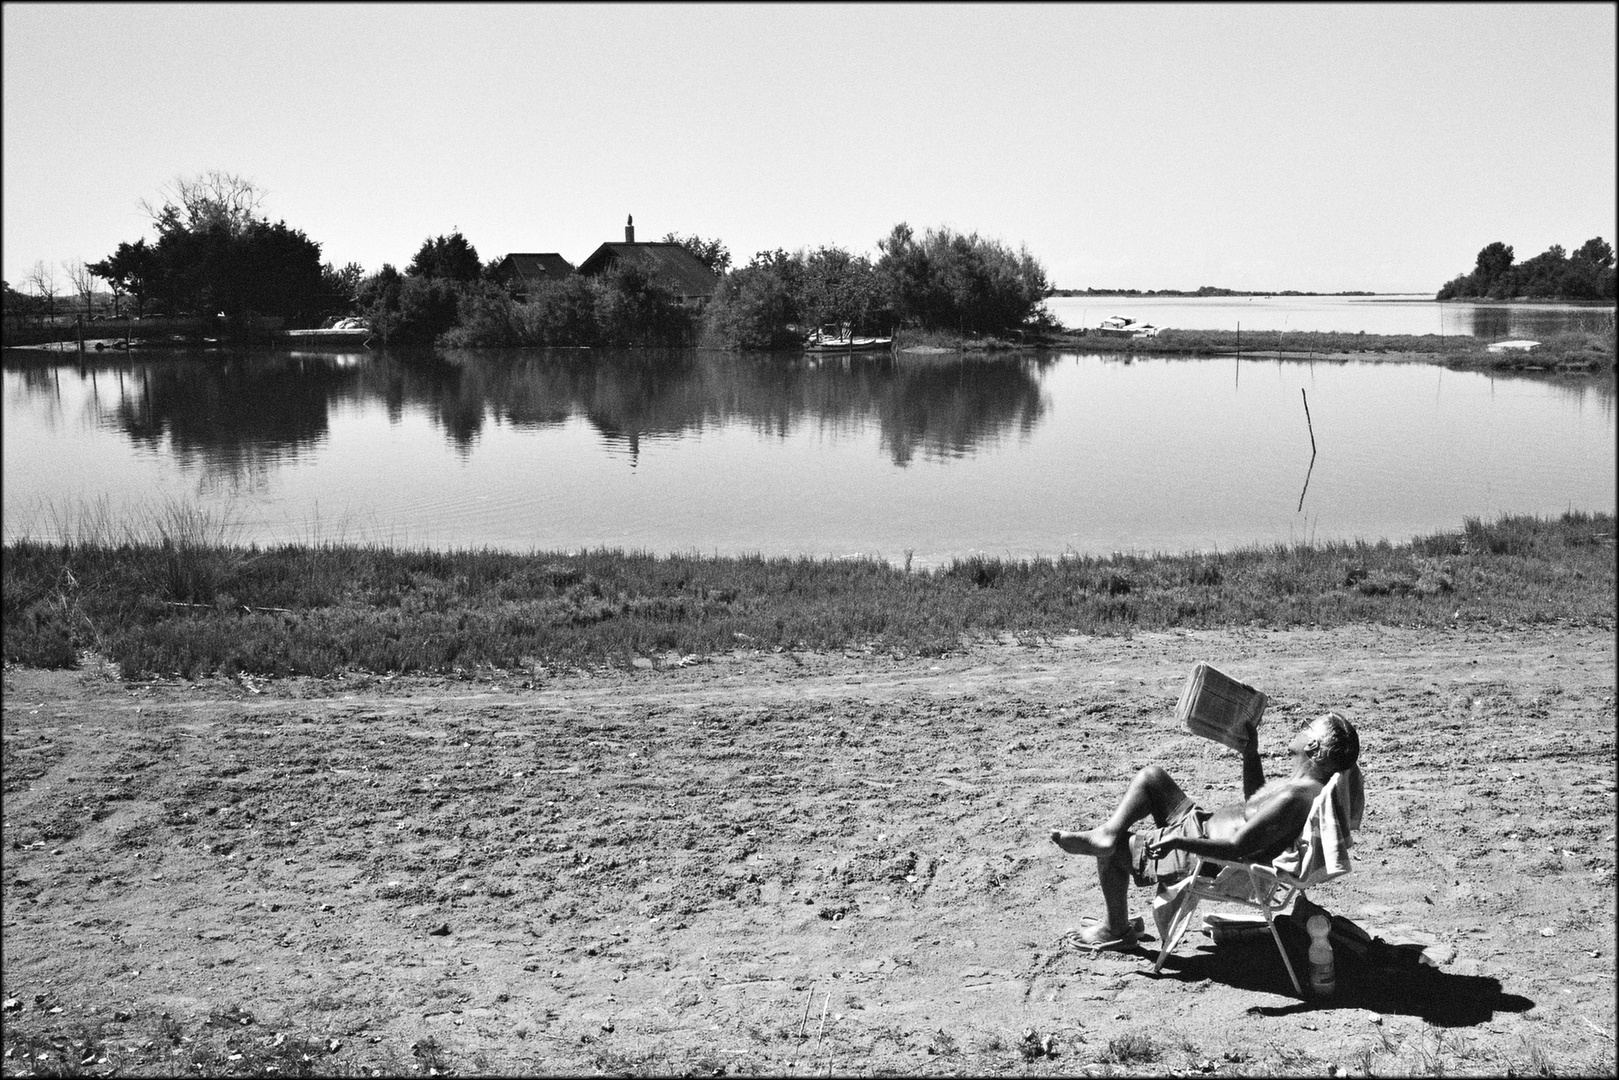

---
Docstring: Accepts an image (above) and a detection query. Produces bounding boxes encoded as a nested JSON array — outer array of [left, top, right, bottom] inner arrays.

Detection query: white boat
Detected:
[[804, 325, 893, 352], [1485, 339, 1540, 353], [1093, 316, 1162, 339]]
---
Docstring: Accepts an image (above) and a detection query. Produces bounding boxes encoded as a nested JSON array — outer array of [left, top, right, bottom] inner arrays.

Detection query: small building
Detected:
[[494, 253, 577, 299], [575, 215, 719, 306]]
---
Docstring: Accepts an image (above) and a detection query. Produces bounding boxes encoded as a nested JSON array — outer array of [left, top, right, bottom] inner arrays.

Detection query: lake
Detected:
[[5, 326, 1612, 568]]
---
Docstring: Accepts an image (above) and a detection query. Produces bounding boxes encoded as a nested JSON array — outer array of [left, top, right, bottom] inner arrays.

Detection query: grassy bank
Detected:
[[4, 513, 1612, 679], [1032, 327, 1617, 369]]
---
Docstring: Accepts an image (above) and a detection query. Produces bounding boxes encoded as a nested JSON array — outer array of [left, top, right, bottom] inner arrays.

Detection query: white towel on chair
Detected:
[[1270, 768, 1359, 884]]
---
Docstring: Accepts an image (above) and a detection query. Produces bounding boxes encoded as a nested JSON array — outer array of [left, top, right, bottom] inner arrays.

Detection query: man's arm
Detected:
[[1241, 727, 1264, 801], [1150, 785, 1310, 864]]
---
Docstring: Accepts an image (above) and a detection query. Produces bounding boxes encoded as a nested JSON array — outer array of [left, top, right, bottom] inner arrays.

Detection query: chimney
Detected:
[[625, 214, 634, 244]]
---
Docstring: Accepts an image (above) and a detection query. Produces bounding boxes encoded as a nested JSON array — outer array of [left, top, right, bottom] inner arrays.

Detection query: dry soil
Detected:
[[3, 624, 1614, 1075]]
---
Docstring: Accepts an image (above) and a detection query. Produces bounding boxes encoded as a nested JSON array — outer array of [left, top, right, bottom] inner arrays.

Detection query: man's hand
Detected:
[[1144, 835, 1180, 861]]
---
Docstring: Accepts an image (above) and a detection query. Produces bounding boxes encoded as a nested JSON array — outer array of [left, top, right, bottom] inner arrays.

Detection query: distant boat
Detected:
[[805, 325, 893, 352], [1485, 339, 1540, 353], [279, 317, 373, 347], [1094, 316, 1163, 339]]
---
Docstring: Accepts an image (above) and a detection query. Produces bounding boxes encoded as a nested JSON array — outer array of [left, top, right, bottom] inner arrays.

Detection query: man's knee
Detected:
[[1136, 764, 1173, 788]]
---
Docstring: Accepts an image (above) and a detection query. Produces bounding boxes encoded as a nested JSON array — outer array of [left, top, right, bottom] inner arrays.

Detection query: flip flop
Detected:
[[1065, 916, 1145, 950]]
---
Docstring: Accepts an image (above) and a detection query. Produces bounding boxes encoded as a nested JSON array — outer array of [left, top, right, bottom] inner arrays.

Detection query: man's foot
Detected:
[[1064, 916, 1142, 949], [1049, 827, 1119, 857]]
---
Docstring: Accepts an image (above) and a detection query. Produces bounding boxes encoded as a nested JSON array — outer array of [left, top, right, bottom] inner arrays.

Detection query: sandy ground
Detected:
[[3, 624, 1614, 1075]]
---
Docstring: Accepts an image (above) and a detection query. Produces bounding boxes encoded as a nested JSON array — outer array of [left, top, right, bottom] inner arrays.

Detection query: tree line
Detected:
[[9, 171, 1053, 347], [420, 224, 1053, 349], [1437, 238, 1615, 301]]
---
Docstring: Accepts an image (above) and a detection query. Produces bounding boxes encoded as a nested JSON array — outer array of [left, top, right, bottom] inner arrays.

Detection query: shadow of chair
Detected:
[[1146, 917, 1535, 1028]]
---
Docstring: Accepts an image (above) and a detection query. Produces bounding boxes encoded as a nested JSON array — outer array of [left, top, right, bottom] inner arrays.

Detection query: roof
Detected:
[[575, 242, 719, 299], [498, 253, 575, 285]]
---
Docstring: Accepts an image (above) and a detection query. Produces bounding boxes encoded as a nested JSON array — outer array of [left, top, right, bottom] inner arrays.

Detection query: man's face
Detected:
[[1289, 717, 1330, 761]]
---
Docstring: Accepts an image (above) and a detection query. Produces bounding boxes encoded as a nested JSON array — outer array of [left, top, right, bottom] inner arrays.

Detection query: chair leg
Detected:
[[1262, 907, 1305, 997], [1153, 894, 1202, 973]]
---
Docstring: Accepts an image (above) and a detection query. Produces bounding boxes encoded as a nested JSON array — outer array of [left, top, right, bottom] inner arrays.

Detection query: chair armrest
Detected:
[[1183, 854, 1312, 905], [1191, 854, 1310, 887]]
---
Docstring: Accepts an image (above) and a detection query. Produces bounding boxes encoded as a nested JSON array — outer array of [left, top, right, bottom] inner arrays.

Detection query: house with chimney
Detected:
[[575, 215, 720, 306]]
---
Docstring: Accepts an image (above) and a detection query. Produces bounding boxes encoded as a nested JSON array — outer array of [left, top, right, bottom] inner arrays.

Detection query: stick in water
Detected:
[[1301, 388, 1316, 455]]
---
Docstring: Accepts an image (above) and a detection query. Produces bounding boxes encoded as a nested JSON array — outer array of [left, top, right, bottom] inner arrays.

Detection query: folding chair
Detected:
[[1151, 769, 1361, 997]]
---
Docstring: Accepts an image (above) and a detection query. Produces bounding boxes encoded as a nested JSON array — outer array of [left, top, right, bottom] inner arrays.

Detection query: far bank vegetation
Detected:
[[1437, 237, 1616, 301], [435, 224, 1054, 351]]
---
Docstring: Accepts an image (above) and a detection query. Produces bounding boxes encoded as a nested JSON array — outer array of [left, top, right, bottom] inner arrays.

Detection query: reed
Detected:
[[3, 512, 1611, 679]]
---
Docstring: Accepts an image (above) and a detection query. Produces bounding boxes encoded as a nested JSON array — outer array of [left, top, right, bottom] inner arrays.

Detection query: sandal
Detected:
[[1065, 915, 1144, 950]]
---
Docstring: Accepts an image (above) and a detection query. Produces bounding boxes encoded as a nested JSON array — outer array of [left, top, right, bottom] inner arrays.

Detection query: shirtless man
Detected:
[[1049, 711, 1360, 947]]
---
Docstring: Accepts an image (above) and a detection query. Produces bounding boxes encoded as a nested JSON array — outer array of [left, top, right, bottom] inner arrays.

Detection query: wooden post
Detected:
[[1301, 388, 1316, 455]]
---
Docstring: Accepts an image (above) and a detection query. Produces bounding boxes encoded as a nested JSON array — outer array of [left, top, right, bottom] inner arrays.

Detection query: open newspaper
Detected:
[[1175, 663, 1267, 752]]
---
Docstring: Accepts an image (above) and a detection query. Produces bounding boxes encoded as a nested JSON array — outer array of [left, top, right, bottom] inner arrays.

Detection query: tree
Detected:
[[798, 246, 885, 331], [699, 261, 799, 349], [1438, 237, 1614, 300], [145, 212, 325, 319], [661, 232, 732, 275], [1472, 242, 1515, 291], [24, 261, 60, 323], [321, 261, 365, 309], [593, 262, 689, 346], [63, 258, 97, 316], [97, 173, 327, 322], [876, 224, 1049, 334], [89, 239, 158, 316], [2, 280, 46, 327], [140, 170, 265, 239], [406, 232, 482, 282], [1573, 237, 1615, 270]]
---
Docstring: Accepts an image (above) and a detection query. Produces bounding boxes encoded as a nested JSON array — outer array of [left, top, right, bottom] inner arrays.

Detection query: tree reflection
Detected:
[[370, 347, 1049, 467], [1460, 304, 1615, 340], [105, 352, 360, 485]]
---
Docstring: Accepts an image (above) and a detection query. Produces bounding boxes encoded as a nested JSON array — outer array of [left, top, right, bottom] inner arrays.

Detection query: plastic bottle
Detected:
[[1306, 913, 1336, 997]]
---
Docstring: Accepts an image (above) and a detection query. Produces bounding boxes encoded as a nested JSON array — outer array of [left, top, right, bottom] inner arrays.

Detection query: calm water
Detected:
[[5, 333, 1612, 567], [1045, 293, 1616, 338]]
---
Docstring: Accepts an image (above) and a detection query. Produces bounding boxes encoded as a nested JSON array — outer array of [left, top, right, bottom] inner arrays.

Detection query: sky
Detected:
[[4, 3, 1615, 294]]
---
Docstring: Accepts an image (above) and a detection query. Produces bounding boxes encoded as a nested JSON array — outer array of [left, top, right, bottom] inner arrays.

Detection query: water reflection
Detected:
[[4, 347, 1050, 479], [110, 353, 358, 476], [1451, 303, 1615, 341], [355, 348, 1048, 468]]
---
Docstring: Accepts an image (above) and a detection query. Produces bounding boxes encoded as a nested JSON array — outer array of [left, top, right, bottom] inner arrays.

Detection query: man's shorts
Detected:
[[1128, 798, 1216, 887]]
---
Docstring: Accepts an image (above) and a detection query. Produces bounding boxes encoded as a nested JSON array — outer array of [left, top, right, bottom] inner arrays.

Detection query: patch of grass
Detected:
[[1101, 1032, 1160, 1065], [1045, 325, 1616, 370], [3, 512, 1612, 679], [0, 1007, 367, 1078]]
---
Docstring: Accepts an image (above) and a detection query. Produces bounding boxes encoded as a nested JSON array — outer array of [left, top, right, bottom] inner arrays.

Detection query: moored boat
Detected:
[[1094, 316, 1162, 339], [804, 325, 894, 352]]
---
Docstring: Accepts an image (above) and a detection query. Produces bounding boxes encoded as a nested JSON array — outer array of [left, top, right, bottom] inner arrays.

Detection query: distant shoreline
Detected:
[[1048, 288, 1384, 298], [1048, 290, 1616, 304]]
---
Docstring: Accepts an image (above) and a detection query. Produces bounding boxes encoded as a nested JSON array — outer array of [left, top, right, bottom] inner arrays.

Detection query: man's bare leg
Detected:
[[1050, 765, 1190, 857], [1096, 845, 1133, 936]]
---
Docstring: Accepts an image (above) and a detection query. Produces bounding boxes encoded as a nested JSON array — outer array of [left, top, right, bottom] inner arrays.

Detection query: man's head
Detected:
[[1296, 711, 1359, 774]]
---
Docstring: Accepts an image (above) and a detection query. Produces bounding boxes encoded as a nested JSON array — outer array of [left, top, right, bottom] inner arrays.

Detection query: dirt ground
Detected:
[[3, 624, 1614, 1076]]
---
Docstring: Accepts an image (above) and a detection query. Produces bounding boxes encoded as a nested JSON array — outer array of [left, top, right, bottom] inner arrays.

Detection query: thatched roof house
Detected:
[[576, 216, 719, 305]]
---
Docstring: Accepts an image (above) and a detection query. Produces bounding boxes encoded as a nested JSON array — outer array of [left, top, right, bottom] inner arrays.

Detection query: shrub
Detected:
[[877, 223, 1051, 334], [593, 262, 693, 346], [700, 262, 801, 349]]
